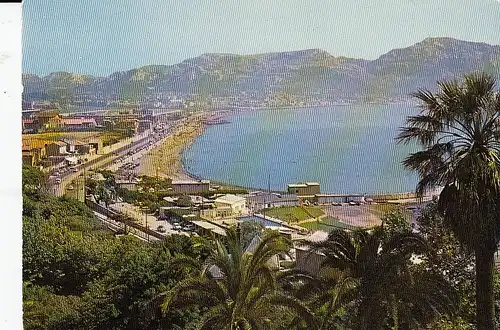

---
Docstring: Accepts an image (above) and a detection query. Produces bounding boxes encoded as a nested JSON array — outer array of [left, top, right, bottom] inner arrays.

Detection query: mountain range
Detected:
[[22, 37, 500, 107]]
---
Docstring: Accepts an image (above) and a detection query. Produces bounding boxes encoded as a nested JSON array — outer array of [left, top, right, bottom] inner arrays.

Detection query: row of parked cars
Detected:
[[49, 166, 80, 184], [156, 215, 196, 234], [119, 162, 140, 171]]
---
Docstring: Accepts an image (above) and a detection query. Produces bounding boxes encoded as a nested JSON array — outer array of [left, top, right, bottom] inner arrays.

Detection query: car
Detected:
[[66, 185, 74, 190], [55, 178, 62, 184], [53, 171, 60, 176], [331, 202, 342, 206], [156, 225, 166, 233], [184, 225, 195, 231]]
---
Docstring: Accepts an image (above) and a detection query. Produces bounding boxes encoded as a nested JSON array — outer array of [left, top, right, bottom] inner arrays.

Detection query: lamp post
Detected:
[[138, 202, 149, 242], [145, 210, 149, 242]]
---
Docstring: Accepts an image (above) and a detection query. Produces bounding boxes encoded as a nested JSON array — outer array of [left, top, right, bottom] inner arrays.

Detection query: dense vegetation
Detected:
[[23, 166, 210, 329], [23, 165, 500, 329], [398, 72, 500, 329]]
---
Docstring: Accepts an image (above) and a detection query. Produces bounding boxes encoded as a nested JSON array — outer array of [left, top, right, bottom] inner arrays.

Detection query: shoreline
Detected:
[[139, 109, 435, 200], [137, 113, 208, 181]]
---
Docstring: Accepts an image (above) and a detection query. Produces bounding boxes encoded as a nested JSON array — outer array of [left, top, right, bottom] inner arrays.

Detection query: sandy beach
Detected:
[[137, 114, 208, 181]]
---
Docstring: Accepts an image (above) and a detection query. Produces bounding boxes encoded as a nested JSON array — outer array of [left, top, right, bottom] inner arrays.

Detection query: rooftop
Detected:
[[172, 180, 210, 185], [191, 220, 227, 236], [22, 139, 48, 150], [287, 184, 308, 188], [60, 118, 97, 126], [244, 193, 299, 203], [61, 139, 87, 146], [215, 194, 246, 204]]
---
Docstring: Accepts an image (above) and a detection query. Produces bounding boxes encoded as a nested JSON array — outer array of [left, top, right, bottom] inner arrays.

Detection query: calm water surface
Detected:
[[182, 104, 420, 194]]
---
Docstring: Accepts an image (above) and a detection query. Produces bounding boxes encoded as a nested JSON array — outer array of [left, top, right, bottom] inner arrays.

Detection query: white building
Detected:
[[214, 194, 246, 215]]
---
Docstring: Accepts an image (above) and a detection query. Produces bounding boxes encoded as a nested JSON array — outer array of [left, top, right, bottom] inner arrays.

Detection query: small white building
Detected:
[[214, 194, 246, 216]]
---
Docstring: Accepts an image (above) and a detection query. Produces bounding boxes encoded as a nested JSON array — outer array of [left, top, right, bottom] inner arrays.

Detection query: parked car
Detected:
[[55, 178, 62, 184], [66, 185, 74, 190], [183, 225, 195, 232], [156, 225, 166, 233]]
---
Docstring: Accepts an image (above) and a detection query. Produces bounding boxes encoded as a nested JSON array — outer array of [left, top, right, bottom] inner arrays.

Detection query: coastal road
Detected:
[[49, 128, 171, 198]]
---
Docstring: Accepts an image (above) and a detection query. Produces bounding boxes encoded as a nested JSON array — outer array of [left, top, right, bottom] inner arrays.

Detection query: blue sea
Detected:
[[182, 104, 420, 194]]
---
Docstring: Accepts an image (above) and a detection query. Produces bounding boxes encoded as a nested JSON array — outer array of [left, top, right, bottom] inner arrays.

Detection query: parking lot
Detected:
[[108, 202, 192, 237]]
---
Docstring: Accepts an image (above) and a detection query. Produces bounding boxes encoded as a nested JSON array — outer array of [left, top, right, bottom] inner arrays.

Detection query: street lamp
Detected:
[[138, 202, 149, 242]]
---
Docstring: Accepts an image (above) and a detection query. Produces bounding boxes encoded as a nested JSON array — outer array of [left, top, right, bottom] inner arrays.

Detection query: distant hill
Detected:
[[22, 37, 500, 107]]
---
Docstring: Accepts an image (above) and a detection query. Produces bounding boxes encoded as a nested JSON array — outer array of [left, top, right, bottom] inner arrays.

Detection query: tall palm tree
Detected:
[[307, 227, 456, 330], [397, 72, 500, 329], [161, 228, 317, 330]]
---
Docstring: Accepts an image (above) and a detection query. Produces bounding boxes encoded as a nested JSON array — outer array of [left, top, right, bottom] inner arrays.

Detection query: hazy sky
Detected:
[[22, 0, 500, 76]]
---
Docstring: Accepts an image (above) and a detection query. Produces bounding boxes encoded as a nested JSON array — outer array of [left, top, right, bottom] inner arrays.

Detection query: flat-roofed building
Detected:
[[244, 192, 299, 212], [200, 206, 233, 219], [191, 220, 227, 238], [171, 180, 210, 194], [287, 182, 320, 196], [214, 194, 246, 215], [60, 117, 98, 131], [45, 141, 68, 157]]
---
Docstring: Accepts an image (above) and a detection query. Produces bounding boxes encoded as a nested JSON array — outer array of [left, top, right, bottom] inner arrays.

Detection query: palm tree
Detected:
[[306, 227, 456, 330], [280, 267, 358, 330], [161, 228, 317, 330], [397, 72, 500, 329]]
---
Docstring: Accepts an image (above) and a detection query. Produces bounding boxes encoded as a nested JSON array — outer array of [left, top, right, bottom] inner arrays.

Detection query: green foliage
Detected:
[[162, 228, 317, 329], [22, 165, 49, 198], [398, 72, 500, 329], [22, 188, 207, 329], [137, 175, 172, 191], [381, 209, 411, 236], [305, 225, 457, 330], [175, 195, 193, 207]]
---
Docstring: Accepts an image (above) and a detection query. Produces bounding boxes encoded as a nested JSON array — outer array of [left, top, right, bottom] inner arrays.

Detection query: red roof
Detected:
[[22, 119, 35, 124]]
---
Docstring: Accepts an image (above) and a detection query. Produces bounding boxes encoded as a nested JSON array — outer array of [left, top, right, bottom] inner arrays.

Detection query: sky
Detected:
[[22, 0, 500, 76]]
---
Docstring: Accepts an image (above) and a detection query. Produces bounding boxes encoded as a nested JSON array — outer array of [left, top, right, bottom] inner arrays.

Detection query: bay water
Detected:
[[182, 104, 420, 194]]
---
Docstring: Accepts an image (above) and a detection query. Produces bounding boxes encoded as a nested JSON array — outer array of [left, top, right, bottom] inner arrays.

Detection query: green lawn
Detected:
[[299, 216, 356, 232], [265, 206, 325, 223]]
